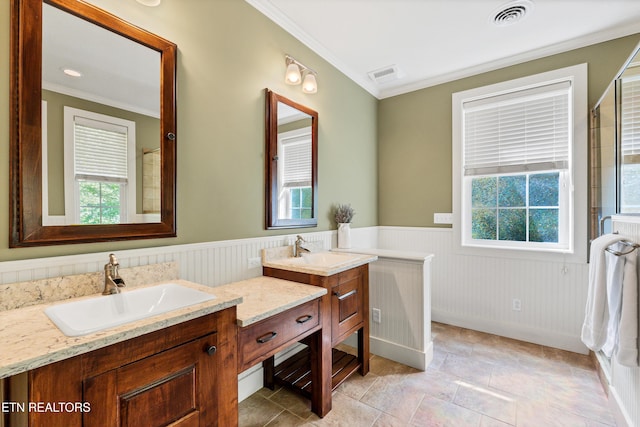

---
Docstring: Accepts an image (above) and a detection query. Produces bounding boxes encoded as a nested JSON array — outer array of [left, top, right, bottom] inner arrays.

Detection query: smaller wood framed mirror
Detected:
[[265, 90, 318, 229]]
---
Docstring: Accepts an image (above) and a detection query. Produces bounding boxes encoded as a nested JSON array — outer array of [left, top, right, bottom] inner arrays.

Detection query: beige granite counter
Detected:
[[215, 276, 327, 327], [262, 247, 378, 276], [0, 280, 242, 379]]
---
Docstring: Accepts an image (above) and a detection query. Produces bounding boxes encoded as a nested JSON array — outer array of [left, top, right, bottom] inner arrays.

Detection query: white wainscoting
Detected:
[[368, 254, 433, 370], [377, 226, 591, 354], [608, 218, 640, 427]]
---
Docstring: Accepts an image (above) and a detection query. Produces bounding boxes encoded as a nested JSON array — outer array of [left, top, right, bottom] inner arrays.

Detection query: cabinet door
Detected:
[[83, 333, 219, 427], [331, 269, 364, 344]]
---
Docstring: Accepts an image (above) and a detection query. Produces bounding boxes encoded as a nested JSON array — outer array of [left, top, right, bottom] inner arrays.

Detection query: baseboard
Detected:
[[432, 309, 589, 355], [342, 334, 432, 371], [237, 343, 306, 402]]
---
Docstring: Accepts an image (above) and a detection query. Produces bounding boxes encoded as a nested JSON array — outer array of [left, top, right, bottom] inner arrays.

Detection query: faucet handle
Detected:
[[296, 235, 305, 243], [108, 253, 119, 265]]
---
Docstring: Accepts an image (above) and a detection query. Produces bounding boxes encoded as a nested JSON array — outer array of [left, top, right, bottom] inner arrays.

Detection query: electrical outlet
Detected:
[[512, 298, 521, 311], [433, 213, 453, 224], [372, 308, 382, 323], [248, 257, 262, 269]]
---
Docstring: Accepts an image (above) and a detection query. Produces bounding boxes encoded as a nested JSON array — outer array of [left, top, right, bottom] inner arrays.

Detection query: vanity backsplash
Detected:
[[0, 262, 178, 312]]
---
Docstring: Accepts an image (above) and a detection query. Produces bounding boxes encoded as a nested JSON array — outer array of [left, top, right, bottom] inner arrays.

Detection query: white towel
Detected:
[[581, 233, 625, 350], [616, 244, 639, 367], [602, 243, 626, 357]]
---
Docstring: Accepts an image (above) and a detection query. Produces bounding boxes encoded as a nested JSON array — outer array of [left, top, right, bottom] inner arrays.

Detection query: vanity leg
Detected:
[[309, 328, 332, 417], [358, 265, 370, 376], [262, 356, 275, 390]]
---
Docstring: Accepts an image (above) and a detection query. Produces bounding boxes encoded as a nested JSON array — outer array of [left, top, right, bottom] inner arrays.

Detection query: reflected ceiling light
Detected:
[[62, 68, 82, 77], [284, 54, 318, 94], [136, 0, 161, 6]]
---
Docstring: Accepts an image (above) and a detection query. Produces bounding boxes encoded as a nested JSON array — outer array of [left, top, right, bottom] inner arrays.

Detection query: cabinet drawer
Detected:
[[238, 299, 320, 371]]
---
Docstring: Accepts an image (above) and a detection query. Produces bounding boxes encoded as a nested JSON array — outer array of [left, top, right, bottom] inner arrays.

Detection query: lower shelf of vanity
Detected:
[[270, 347, 361, 397]]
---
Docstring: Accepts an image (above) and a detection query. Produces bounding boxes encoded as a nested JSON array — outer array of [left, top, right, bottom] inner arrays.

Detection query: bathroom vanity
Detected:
[[261, 249, 377, 394], [0, 280, 242, 427]]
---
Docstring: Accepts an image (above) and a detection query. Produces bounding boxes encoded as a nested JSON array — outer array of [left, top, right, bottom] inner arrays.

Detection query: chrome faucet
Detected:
[[102, 253, 126, 295], [295, 235, 311, 257]]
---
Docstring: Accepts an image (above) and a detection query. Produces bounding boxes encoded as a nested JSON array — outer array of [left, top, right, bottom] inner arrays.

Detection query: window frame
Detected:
[[63, 107, 137, 225], [452, 64, 588, 261]]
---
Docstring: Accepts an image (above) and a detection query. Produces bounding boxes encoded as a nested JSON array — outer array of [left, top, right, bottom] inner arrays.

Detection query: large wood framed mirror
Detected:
[[265, 90, 318, 229], [10, 0, 177, 246]]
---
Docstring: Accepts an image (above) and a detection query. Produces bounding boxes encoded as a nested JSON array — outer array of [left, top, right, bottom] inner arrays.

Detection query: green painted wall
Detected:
[[0, 0, 378, 260], [378, 34, 640, 227]]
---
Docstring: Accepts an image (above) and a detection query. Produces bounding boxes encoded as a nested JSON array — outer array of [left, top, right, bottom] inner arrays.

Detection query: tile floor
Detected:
[[239, 322, 616, 426]]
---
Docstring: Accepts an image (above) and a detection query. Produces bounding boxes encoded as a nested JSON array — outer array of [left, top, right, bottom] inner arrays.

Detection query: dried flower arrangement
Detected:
[[334, 203, 355, 224]]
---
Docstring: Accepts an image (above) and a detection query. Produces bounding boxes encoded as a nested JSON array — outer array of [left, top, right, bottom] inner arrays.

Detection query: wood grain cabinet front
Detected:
[[238, 299, 320, 372], [26, 307, 238, 427]]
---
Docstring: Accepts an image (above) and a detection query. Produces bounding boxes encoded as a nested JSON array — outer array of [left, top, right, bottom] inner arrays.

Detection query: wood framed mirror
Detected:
[[10, 0, 177, 246], [265, 90, 318, 229]]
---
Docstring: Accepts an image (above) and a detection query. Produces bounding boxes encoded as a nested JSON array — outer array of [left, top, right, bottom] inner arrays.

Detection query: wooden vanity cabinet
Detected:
[[263, 264, 370, 389], [27, 307, 238, 427]]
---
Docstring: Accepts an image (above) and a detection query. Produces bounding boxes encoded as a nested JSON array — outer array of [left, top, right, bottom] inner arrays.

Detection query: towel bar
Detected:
[[605, 239, 640, 256]]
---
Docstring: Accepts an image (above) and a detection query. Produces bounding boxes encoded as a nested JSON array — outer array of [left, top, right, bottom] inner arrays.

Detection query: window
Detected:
[[277, 128, 312, 220], [64, 107, 136, 224], [620, 75, 640, 213], [453, 64, 588, 256]]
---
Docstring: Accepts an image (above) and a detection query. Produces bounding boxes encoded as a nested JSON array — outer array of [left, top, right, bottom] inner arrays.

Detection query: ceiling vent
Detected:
[[490, 0, 533, 27], [368, 64, 404, 84]]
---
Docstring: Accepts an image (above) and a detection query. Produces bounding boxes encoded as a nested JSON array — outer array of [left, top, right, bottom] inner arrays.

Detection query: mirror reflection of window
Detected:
[[278, 128, 312, 219], [63, 107, 136, 225], [620, 71, 640, 213]]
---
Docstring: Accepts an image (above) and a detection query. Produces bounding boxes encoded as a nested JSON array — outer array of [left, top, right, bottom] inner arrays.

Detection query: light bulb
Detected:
[[285, 62, 301, 85], [302, 72, 317, 94]]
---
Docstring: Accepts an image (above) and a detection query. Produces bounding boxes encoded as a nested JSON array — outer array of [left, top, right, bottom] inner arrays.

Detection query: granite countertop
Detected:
[[215, 276, 327, 327], [0, 275, 330, 379], [0, 279, 242, 379], [262, 246, 378, 276]]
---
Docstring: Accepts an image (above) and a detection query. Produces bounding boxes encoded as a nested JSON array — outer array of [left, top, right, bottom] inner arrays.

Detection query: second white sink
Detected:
[[45, 283, 216, 337]]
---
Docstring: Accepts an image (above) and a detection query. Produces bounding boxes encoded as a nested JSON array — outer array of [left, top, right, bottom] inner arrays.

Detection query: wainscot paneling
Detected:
[[377, 226, 591, 354]]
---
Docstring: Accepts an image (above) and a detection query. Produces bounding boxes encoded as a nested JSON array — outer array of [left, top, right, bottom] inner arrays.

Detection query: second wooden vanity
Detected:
[[262, 250, 377, 398]]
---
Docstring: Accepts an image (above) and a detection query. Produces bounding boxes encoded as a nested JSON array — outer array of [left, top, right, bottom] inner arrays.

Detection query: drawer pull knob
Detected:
[[257, 332, 277, 344], [296, 315, 313, 324], [334, 289, 357, 301], [205, 345, 217, 356]]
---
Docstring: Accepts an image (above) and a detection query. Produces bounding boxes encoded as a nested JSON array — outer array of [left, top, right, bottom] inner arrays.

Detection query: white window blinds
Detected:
[[621, 75, 640, 164], [73, 116, 129, 183], [463, 80, 571, 176], [281, 132, 311, 187]]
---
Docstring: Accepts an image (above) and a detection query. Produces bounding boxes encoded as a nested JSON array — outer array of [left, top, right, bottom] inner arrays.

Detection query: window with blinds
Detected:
[[620, 74, 640, 212], [63, 107, 136, 225], [281, 133, 312, 188], [457, 75, 576, 251]]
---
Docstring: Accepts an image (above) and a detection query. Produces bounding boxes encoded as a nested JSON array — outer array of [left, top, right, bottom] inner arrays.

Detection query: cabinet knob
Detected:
[[205, 345, 217, 356]]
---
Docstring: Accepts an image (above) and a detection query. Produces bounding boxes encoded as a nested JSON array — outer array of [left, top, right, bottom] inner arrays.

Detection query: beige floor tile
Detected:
[[239, 322, 616, 427]]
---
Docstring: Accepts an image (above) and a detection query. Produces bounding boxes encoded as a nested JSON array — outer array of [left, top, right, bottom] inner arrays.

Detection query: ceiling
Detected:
[[246, 0, 640, 99]]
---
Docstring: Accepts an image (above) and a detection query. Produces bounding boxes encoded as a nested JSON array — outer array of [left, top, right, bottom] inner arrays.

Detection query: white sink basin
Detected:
[[45, 283, 216, 337], [277, 252, 359, 268]]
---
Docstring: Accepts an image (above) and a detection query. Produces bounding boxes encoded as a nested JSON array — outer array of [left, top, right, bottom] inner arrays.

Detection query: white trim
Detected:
[[432, 308, 588, 354], [343, 334, 433, 371]]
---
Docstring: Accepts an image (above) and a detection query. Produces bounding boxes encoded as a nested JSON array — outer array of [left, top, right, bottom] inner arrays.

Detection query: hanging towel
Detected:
[[581, 233, 625, 350], [602, 243, 625, 357], [616, 242, 639, 367]]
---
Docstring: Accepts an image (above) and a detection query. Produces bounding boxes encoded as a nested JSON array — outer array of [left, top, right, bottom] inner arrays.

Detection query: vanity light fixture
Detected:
[[285, 54, 318, 94]]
